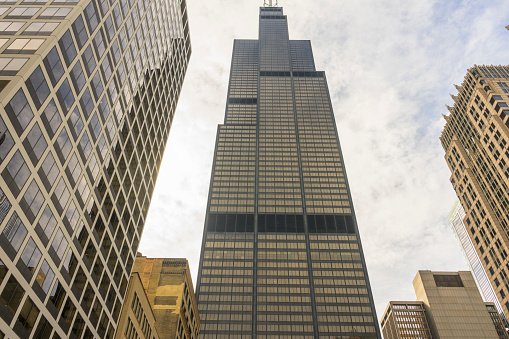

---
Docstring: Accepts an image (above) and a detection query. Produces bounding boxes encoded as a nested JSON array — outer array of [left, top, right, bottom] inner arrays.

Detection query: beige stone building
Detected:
[[381, 270, 508, 339], [132, 255, 199, 339], [115, 272, 160, 339], [441, 66, 509, 321]]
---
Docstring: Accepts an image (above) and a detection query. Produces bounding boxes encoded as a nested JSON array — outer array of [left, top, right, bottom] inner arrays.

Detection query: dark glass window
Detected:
[[32, 315, 52, 339], [3, 212, 27, 251], [107, 79, 118, 106], [89, 113, 101, 140], [68, 107, 84, 140], [118, 27, 127, 51], [72, 14, 88, 50], [104, 15, 115, 42], [64, 200, 79, 231], [0, 188, 11, 226], [38, 205, 57, 239], [58, 30, 77, 66], [57, 78, 75, 112], [98, 97, 110, 121], [51, 228, 68, 259], [20, 237, 42, 274], [40, 151, 59, 190], [17, 297, 39, 334], [82, 45, 96, 76], [97, 0, 109, 16], [79, 131, 92, 160], [49, 279, 65, 310], [43, 47, 64, 86], [91, 72, 104, 99], [70, 61, 86, 94], [101, 54, 112, 83], [41, 99, 62, 139], [84, 1, 99, 33], [4, 150, 30, 195], [24, 122, 47, 165], [0, 116, 15, 162], [93, 29, 106, 59], [112, 4, 122, 29], [72, 311, 85, 338], [55, 127, 72, 162], [61, 297, 76, 326], [5, 89, 33, 135], [26, 66, 50, 109], [80, 87, 95, 118], [21, 179, 44, 222], [53, 178, 70, 212], [0, 276, 25, 315], [434, 274, 464, 287], [35, 260, 54, 294]]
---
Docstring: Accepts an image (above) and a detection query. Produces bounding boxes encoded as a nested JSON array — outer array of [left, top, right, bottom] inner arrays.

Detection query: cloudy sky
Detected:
[[139, 0, 509, 321]]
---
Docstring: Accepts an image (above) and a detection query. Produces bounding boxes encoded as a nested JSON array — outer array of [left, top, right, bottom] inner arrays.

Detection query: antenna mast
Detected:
[[263, 0, 278, 7]]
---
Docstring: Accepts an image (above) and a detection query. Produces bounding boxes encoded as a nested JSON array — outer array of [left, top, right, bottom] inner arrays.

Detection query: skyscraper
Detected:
[[441, 65, 509, 321], [448, 200, 505, 318], [196, 6, 380, 339], [0, 0, 190, 337]]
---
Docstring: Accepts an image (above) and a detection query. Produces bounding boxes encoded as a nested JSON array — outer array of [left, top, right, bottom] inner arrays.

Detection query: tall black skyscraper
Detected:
[[196, 6, 380, 339]]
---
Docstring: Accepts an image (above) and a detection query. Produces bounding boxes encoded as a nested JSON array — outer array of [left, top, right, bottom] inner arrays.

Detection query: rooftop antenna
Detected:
[[264, 0, 278, 7]]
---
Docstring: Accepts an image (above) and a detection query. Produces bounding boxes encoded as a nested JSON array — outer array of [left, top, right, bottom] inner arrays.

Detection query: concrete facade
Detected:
[[381, 270, 508, 339], [441, 66, 509, 321], [132, 255, 199, 339], [115, 273, 160, 339]]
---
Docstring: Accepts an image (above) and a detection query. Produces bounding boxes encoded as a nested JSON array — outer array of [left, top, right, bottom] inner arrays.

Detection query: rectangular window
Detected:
[[55, 127, 72, 163], [57, 78, 75, 111], [38, 7, 71, 19], [41, 99, 61, 138], [67, 152, 82, 184], [84, 1, 99, 33], [80, 87, 94, 117], [3, 150, 30, 196], [0, 276, 25, 315], [39, 151, 59, 190], [82, 45, 96, 76], [20, 237, 42, 274], [5, 88, 33, 135], [3, 212, 27, 251], [4, 38, 45, 54], [38, 205, 57, 239], [24, 122, 47, 165], [49, 279, 65, 310], [0, 21, 25, 35], [25, 66, 50, 109], [43, 47, 64, 86], [0, 57, 28, 75], [51, 228, 68, 259], [72, 15, 88, 50], [17, 297, 40, 335], [6, 7, 40, 18], [89, 112, 101, 140], [22, 22, 59, 36], [93, 29, 106, 59], [68, 107, 84, 140], [91, 72, 103, 99], [79, 130, 92, 161], [58, 30, 77, 66], [53, 177, 70, 213], [70, 61, 86, 94], [21, 179, 44, 223], [0, 187, 11, 226]]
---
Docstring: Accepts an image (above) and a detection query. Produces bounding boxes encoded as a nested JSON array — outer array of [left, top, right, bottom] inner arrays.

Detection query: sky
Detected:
[[139, 0, 509, 322]]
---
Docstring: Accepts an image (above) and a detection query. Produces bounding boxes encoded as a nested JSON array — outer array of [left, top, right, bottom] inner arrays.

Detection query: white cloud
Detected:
[[139, 0, 509, 321]]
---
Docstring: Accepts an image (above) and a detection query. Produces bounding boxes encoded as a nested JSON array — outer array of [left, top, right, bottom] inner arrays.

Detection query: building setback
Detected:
[[381, 270, 508, 339], [195, 5, 380, 339], [131, 255, 200, 339], [0, 0, 190, 337], [441, 65, 509, 321]]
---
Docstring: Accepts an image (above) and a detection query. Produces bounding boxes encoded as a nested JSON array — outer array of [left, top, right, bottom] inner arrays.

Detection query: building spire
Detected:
[[264, 0, 278, 7]]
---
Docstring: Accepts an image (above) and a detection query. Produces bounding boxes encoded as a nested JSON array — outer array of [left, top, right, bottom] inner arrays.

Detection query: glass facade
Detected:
[[0, 0, 191, 337], [196, 7, 380, 339], [380, 302, 432, 339]]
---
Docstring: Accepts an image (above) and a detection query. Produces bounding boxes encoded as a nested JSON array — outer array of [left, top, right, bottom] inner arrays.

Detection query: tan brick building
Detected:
[[115, 273, 160, 339], [381, 270, 508, 339], [132, 255, 199, 339], [441, 66, 509, 321]]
